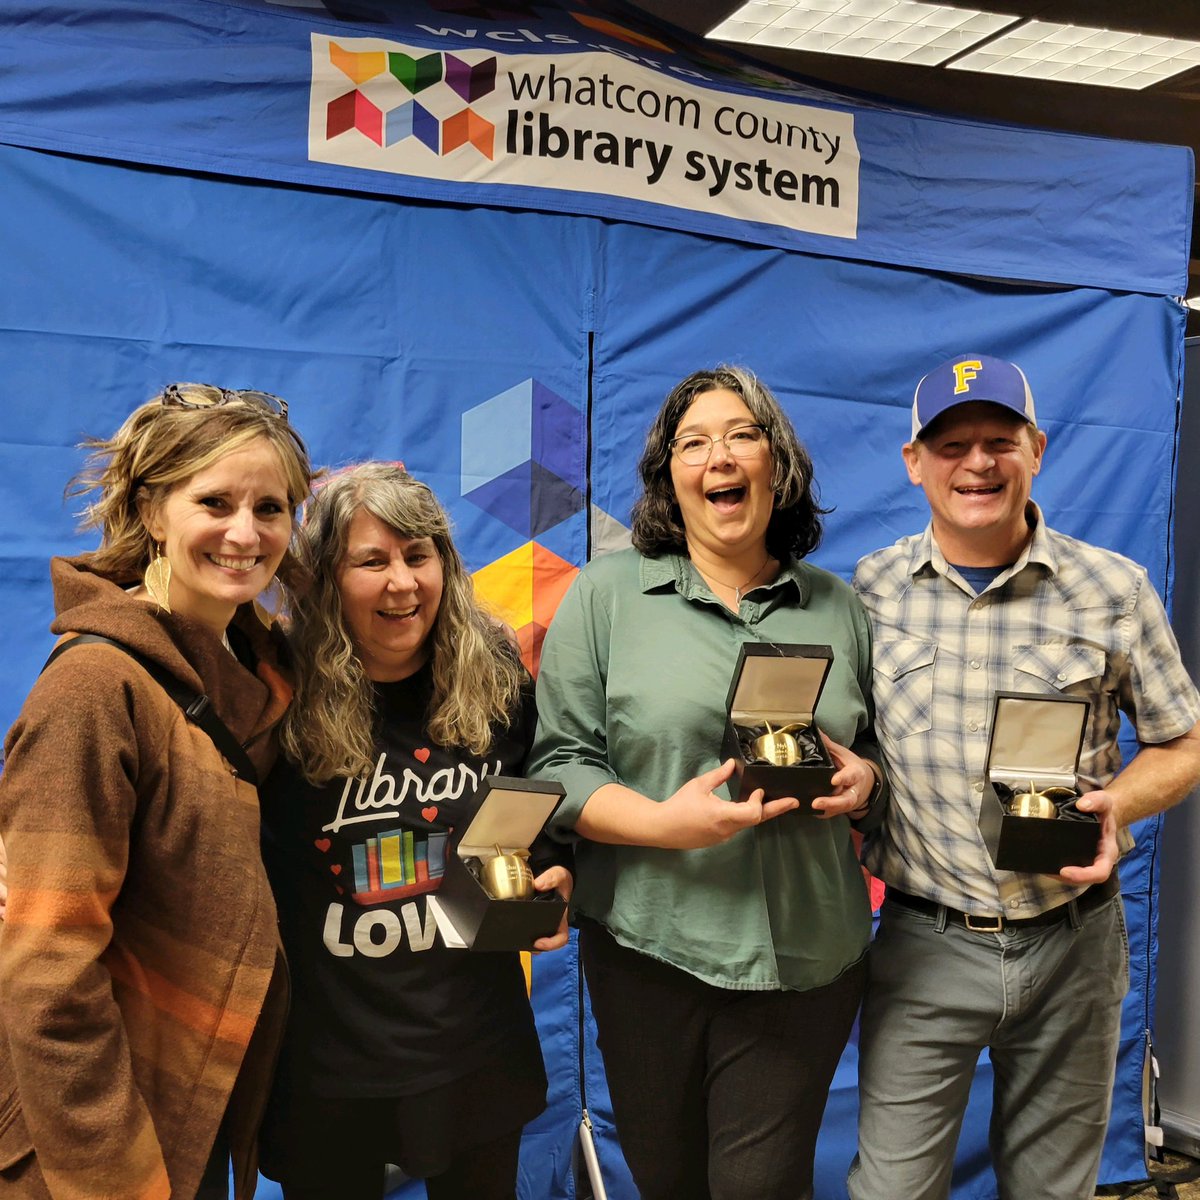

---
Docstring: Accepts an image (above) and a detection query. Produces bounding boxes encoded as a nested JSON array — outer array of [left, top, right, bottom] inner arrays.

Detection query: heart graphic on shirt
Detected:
[[314, 838, 331, 853], [335, 885, 344, 895], [413, 747, 431, 763], [330, 864, 342, 876], [421, 806, 438, 823]]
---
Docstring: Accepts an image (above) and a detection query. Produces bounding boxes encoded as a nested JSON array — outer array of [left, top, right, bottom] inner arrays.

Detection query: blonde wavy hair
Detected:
[[280, 462, 523, 784], [70, 393, 313, 589]]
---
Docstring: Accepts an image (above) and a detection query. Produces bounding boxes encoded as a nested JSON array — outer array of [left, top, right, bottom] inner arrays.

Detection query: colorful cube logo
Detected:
[[326, 42, 496, 159]]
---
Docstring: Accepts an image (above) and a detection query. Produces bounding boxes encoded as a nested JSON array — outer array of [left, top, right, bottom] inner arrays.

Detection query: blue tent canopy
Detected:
[[0, 0, 1191, 293], [0, 2, 1192, 1197]]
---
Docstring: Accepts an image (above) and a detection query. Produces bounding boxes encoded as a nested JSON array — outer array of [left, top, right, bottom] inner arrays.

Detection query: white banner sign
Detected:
[[309, 34, 859, 240]]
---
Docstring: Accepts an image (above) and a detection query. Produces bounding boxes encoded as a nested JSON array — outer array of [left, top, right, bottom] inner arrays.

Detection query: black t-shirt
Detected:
[[261, 662, 546, 1098]]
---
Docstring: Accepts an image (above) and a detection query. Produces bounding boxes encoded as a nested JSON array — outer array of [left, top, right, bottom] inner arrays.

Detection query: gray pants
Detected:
[[848, 893, 1129, 1200]]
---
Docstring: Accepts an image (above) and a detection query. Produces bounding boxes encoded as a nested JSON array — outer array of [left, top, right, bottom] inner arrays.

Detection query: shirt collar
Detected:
[[640, 551, 811, 605], [909, 501, 1057, 582]]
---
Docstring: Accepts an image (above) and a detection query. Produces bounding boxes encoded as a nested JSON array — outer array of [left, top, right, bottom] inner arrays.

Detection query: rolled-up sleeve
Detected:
[[528, 571, 622, 841]]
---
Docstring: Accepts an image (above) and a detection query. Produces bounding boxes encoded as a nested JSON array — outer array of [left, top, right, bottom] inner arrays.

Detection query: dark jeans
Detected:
[[580, 921, 865, 1200]]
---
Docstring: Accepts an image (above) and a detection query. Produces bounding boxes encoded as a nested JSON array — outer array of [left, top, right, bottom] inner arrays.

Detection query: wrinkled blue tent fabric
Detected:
[[0, 0, 1191, 294], [0, 2, 1192, 1197]]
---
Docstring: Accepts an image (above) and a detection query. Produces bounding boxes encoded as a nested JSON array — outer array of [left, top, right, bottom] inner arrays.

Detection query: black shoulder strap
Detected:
[[42, 633, 259, 786]]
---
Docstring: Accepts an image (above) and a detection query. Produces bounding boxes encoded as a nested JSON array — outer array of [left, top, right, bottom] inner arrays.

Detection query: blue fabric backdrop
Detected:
[[0, 2, 1192, 1197]]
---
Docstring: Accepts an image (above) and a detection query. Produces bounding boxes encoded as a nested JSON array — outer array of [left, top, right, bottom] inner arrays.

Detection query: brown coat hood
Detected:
[[48, 554, 292, 775]]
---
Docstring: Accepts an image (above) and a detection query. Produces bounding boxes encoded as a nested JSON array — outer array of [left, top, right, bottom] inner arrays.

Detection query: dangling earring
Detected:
[[143, 546, 172, 613], [253, 579, 283, 629]]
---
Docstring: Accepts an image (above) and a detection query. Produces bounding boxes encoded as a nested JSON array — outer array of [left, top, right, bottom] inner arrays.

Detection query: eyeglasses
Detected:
[[669, 423, 766, 466], [161, 382, 289, 421]]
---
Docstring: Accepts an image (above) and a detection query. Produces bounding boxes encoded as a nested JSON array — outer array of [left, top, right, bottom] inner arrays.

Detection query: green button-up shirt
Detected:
[[529, 548, 878, 992]]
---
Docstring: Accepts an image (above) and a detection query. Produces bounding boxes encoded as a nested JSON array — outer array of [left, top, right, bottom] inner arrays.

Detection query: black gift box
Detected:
[[977, 691, 1099, 873], [428, 776, 566, 952], [721, 642, 835, 805]]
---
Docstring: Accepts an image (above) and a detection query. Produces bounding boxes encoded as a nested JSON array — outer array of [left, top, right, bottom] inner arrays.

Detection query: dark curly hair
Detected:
[[630, 365, 827, 561]]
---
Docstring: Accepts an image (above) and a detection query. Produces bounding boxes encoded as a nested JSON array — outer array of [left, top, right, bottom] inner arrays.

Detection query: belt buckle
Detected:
[[964, 913, 1003, 932]]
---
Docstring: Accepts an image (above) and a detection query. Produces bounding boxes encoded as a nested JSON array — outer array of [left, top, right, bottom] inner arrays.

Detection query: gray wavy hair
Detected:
[[280, 462, 522, 783]]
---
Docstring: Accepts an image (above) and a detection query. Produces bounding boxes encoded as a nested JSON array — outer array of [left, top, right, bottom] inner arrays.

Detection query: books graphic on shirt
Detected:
[[350, 829, 448, 906]]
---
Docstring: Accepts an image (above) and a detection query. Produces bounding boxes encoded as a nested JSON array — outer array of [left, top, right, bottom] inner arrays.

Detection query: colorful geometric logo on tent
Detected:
[[330, 43, 387, 86], [426, 0, 543, 18], [590, 504, 632, 558], [386, 100, 439, 151], [270, 0, 389, 19], [472, 541, 578, 676], [567, 11, 674, 52], [388, 51, 443, 93], [325, 43, 496, 158], [327, 89, 384, 145], [446, 54, 497, 103], [442, 108, 494, 157], [461, 379, 584, 539]]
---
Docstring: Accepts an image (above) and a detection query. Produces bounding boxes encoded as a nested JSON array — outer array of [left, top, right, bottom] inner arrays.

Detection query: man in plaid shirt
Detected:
[[848, 354, 1200, 1200]]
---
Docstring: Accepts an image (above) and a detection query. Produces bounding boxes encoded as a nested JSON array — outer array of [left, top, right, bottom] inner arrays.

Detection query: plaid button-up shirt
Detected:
[[853, 504, 1200, 917]]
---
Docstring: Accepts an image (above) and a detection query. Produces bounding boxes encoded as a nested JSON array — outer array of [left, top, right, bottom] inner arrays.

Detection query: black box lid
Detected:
[[725, 642, 833, 727], [456, 775, 565, 860], [985, 691, 1090, 792]]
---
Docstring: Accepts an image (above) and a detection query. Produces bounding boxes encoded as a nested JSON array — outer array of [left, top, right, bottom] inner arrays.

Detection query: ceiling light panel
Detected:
[[708, 1, 1016, 65], [950, 21, 1200, 88]]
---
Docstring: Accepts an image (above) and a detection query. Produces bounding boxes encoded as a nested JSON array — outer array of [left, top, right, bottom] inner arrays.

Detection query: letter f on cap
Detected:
[[911, 353, 1036, 441], [952, 360, 982, 395]]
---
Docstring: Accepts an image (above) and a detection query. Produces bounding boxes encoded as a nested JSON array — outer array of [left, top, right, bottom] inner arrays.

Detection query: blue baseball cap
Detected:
[[911, 354, 1037, 441]]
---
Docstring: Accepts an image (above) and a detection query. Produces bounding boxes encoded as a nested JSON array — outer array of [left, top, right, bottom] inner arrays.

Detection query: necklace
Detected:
[[699, 554, 772, 604]]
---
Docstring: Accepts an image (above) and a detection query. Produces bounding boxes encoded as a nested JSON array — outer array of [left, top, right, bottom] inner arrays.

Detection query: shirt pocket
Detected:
[[873, 638, 937, 739], [1012, 642, 1106, 696]]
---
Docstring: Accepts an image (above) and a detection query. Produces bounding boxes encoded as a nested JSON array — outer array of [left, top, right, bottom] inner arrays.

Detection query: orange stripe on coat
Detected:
[[107, 948, 262, 1047]]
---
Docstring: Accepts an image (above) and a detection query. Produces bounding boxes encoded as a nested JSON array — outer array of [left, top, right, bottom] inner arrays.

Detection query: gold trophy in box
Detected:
[[751, 721, 810, 767], [978, 692, 1098, 874], [480, 845, 534, 900], [722, 642, 837, 804], [1006, 781, 1077, 820]]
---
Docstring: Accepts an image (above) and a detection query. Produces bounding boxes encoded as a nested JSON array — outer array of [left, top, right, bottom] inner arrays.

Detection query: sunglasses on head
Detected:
[[161, 382, 289, 421]]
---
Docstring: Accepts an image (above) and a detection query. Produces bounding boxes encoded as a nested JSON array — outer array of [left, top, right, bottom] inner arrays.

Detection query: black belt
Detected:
[[887, 872, 1119, 932]]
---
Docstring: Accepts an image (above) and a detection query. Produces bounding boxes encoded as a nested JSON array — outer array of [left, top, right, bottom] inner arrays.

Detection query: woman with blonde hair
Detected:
[[0, 383, 313, 1199], [259, 461, 571, 1200]]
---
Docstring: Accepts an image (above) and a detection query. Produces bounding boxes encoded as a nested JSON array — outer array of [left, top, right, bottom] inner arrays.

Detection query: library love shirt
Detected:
[[261, 662, 544, 1096]]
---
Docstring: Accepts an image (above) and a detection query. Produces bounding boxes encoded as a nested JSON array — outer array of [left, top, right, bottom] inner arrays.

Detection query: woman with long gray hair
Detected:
[[258, 462, 571, 1200]]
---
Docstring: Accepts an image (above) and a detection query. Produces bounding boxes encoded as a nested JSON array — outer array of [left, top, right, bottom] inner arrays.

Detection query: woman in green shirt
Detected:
[[530, 365, 884, 1200]]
